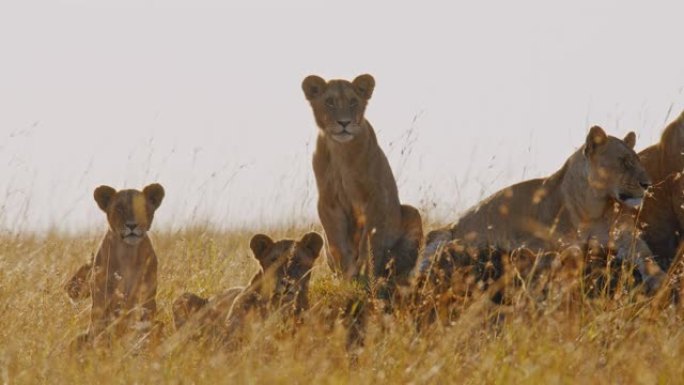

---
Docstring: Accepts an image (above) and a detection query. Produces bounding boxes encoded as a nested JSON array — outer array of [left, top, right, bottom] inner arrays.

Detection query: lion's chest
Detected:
[[314, 142, 398, 236], [102, 246, 150, 308], [117, 262, 143, 298], [327, 159, 374, 207]]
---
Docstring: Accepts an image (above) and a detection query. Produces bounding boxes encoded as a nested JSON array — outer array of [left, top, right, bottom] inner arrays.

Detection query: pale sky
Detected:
[[1, 0, 683, 233]]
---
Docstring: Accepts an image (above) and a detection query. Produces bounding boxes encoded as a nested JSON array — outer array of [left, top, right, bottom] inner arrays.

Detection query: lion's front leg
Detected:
[[615, 231, 665, 294], [88, 270, 111, 346], [140, 297, 157, 324], [128, 256, 159, 346], [318, 200, 357, 279], [138, 256, 158, 326]]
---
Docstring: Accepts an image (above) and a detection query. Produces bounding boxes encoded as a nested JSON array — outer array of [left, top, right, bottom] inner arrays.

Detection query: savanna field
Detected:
[[2, 223, 684, 385], [4, 1, 684, 384]]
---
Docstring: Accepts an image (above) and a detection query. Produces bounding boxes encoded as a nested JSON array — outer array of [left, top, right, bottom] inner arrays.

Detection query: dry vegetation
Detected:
[[1, 224, 684, 385]]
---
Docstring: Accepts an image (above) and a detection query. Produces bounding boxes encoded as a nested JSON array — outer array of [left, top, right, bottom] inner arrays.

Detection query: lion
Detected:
[[172, 288, 242, 334], [638, 111, 684, 270], [419, 126, 664, 296], [301, 73, 424, 297], [66, 183, 165, 348], [172, 232, 323, 346]]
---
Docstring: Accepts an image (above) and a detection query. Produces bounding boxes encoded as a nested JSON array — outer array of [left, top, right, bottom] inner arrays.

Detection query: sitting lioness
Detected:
[[66, 183, 165, 347], [420, 126, 664, 293], [639, 111, 684, 270], [172, 232, 323, 345], [302, 73, 423, 293]]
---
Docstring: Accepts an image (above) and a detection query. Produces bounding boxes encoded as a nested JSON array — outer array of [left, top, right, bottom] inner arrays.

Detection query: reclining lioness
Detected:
[[66, 183, 165, 347], [420, 126, 664, 292], [172, 232, 323, 345]]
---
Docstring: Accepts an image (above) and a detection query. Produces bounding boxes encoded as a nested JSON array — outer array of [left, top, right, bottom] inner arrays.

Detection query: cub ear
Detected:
[[623, 131, 636, 149], [93, 185, 117, 212], [250, 234, 274, 262], [143, 183, 165, 210], [352, 74, 375, 100], [299, 232, 324, 258], [302, 75, 327, 101], [584, 125, 608, 157]]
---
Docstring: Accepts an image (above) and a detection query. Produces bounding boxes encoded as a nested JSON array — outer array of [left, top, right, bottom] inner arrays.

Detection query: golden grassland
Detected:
[[2, 225, 684, 385]]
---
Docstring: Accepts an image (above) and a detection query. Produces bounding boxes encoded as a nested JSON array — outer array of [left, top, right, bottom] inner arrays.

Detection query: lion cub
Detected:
[[66, 183, 165, 347], [172, 232, 323, 345], [302, 74, 423, 296]]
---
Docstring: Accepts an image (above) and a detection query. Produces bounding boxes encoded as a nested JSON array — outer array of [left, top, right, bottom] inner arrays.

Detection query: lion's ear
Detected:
[[302, 75, 327, 100], [250, 234, 274, 263], [299, 232, 324, 259], [93, 185, 117, 212], [623, 131, 636, 149], [352, 74, 375, 100], [584, 125, 607, 157], [143, 183, 165, 210]]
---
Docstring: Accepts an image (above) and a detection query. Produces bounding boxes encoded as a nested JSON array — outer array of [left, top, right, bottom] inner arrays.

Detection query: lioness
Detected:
[[66, 183, 165, 347], [639, 111, 684, 269], [302, 73, 423, 292], [172, 232, 323, 345], [420, 126, 664, 292]]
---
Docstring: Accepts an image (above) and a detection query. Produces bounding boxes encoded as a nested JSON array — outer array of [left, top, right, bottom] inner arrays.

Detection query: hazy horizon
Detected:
[[1, 0, 683, 233]]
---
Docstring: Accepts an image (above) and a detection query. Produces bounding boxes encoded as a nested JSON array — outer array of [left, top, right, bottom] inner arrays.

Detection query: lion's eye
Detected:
[[349, 98, 358, 108], [325, 98, 335, 108]]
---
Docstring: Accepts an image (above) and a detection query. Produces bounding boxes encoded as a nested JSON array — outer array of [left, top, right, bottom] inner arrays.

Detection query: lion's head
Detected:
[[249, 232, 324, 312], [583, 126, 651, 208], [301, 74, 375, 143], [94, 183, 165, 246]]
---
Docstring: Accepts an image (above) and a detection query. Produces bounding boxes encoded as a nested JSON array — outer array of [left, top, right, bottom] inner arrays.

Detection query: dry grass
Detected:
[[2, 226, 684, 385]]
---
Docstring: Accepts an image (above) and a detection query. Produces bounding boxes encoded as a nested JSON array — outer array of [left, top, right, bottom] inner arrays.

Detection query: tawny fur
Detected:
[[421, 126, 663, 292], [66, 183, 165, 348], [171, 232, 323, 346], [639, 111, 684, 270], [302, 74, 423, 289]]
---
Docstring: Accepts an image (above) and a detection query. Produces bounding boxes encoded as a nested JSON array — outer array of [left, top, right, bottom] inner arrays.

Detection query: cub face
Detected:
[[93, 183, 165, 246], [302, 74, 375, 143], [583, 126, 651, 208], [249, 232, 324, 311]]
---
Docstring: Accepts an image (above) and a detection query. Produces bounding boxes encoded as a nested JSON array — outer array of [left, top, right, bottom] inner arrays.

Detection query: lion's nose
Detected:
[[125, 222, 138, 230], [337, 120, 351, 128], [640, 181, 652, 190]]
